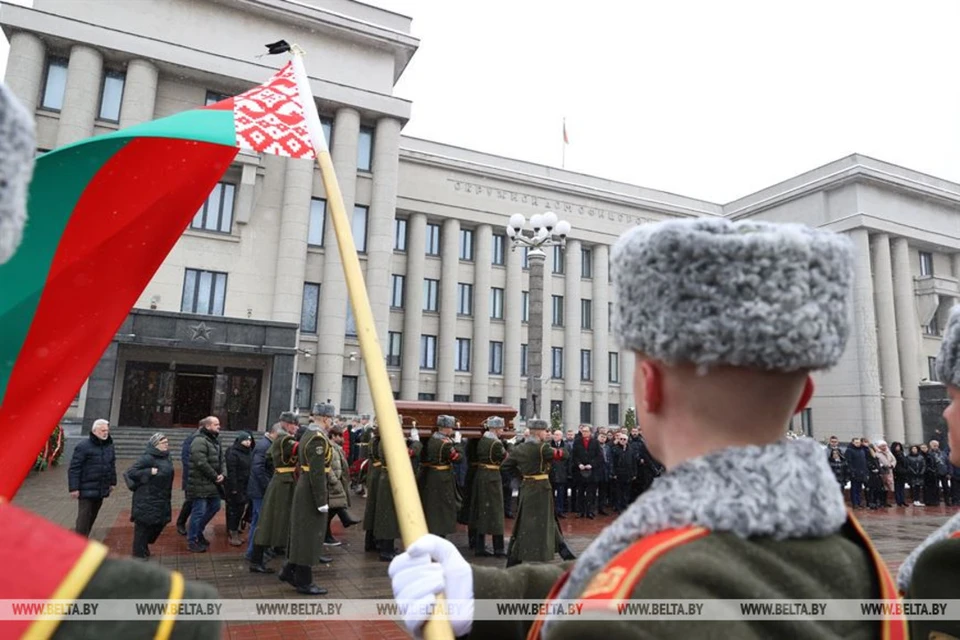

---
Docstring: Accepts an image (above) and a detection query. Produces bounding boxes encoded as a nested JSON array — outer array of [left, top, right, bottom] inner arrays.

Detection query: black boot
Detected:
[[467, 528, 477, 550], [293, 564, 327, 596], [474, 534, 493, 557], [365, 529, 377, 552], [249, 545, 275, 574], [492, 535, 507, 558], [379, 539, 397, 562], [558, 542, 576, 561], [505, 555, 521, 568], [278, 563, 296, 585]]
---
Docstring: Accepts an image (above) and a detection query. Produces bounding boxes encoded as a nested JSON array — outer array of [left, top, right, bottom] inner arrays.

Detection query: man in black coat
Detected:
[[611, 431, 637, 512], [124, 433, 174, 558], [68, 419, 117, 537], [175, 426, 199, 535], [571, 425, 601, 518], [246, 422, 281, 561], [225, 431, 253, 546], [549, 430, 569, 517]]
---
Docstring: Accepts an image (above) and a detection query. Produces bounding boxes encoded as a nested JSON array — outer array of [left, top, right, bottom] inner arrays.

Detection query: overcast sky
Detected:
[[3, 0, 959, 203]]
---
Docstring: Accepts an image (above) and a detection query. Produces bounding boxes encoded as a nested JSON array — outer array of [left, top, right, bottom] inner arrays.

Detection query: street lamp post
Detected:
[[505, 211, 571, 421]]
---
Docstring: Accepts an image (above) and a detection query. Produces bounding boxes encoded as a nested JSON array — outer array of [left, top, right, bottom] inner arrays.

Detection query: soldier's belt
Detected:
[[299, 466, 333, 472], [275, 467, 296, 474], [478, 464, 501, 470], [522, 474, 550, 481], [424, 464, 452, 471]]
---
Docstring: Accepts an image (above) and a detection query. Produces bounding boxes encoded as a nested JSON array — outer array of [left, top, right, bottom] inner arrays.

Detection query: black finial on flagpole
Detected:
[[265, 40, 291, 55]]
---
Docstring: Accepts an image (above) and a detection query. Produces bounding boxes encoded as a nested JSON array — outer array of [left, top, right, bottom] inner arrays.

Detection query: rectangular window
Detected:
[[418, 393, 436, 401], [300, 282, 320, 334], [41, 57, 68, 111], [553, 246, 565, 274], [489, 341, 504, 375], [98, 70, 125, 122], [352, 205, 368, 253], [550, 400, 563, 420], [423, 279, 439, 312], [191, 182, 235, 234], [426, 223, 441, 256], [519, 398, 529, 418], [609, 352, 620, 383], [394, 218, 407, 251], [930, 356, 940, 382], [455, 338, 471, 372], [181, 269, 227, 315], [522, 247, 529, 269], [925, 314, 941, 336], [581, 247, 593, 278], [345, 304, 357, 337], [580, 402, 592, 425], [387, 332, 402, 367], [552, 347, 564, 379], [391, 275, 405, 308], [520, 344, 529, 377], [321, 118, 333, 148], [459, 228, 475, 261], [580, 349, 592, 381], [341, 375, 358, 412], [490, 287, 504, 320], [296, 373, 314, 410], [552, 295, 564, 327], [521, 291, 530, 323], [920, 251, 934, 276], [420, 335, 437, 369], [492, 234, 506, 265], [488, 396, 503, 404], [457, 283, 473, 316], [581, 299, 592, 330], [608, 403, 620, 426], [799, 408, 813, 437], [308, 198, 326, 247], [357, 126, 374, 171], [454, 394, 470, 403], [608, 302, 613, 332], [205, 91, 230, 106]]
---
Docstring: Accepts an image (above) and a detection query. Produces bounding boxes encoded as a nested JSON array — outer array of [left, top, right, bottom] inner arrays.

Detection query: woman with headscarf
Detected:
[[124, 433, 174, 559], [225, 431, 253, 546]]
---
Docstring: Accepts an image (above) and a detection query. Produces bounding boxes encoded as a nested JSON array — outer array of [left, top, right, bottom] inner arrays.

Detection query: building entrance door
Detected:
[[173, 373, 216, 428]]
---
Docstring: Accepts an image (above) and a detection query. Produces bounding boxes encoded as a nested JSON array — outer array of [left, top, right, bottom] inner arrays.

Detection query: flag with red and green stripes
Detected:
[[0, 62, 318, 497]]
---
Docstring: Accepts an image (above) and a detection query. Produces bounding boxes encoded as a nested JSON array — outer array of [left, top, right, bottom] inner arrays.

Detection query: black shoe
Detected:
[[188, 543, 207, 553], [278, 565, 296, 585], [176, 525, 187, 536], [475, 547, 494, 557], [296, 583, 328, 596], [250, 563, 275, 574], [324, 536, 341, 546], [559, 543, 576, 561], [318, 555, 333, 564], [342, 518, 362, 528], [379, 551, 397, 562], [598, 510, 609, 516], [587, 514, 595, 520]]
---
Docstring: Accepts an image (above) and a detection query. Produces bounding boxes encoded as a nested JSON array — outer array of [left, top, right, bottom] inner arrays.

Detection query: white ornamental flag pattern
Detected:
[[232, 62, 316, 159]]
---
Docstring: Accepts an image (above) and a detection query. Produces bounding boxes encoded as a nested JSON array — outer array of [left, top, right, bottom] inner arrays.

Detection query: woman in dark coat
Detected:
[[829, 448, 848, 490], [865, 445, 884, 509], [224, 431, 253, 546], [124, 433, 174, 559], [891, 442, 907, 507], [906, 445, 926, 506]]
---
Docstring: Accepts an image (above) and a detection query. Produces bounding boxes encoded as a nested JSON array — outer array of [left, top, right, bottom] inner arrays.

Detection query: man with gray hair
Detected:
[[68, 419, 117, 537]]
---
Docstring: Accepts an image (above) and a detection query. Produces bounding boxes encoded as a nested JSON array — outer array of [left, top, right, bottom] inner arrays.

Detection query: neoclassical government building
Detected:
[[2, 0, 958, 444]]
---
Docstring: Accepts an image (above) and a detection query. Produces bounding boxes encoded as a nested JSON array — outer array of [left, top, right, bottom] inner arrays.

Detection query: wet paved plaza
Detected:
[[14, 461, 957, 639]]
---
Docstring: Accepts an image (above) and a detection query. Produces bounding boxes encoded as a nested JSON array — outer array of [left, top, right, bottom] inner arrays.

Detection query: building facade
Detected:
[[3, 0, 959, 443]]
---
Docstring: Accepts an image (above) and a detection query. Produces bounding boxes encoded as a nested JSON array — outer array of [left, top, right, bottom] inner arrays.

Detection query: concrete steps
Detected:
[[105, 426, 196, 459]]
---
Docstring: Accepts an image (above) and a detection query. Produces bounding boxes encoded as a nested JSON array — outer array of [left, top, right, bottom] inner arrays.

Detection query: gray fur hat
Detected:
[[611, 218, 854, 372], [278, 411, 299, 424], [311, 402, 336, 418], [0, 82, 35, 265], [437, 415, 456, 429], [936, 305, 960, 387], [528, 419, 549, 431], [484, 416, 505, 429]]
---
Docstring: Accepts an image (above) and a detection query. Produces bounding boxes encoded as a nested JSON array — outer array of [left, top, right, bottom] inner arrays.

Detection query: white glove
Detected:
[[389, 534, 474, 639], [409, 427, 419, 440], [453, 431, 462, 444], [318, 504, 329, 513]]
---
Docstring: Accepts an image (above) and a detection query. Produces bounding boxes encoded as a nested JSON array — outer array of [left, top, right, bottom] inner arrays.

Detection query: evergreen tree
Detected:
[[624, 407, 637, 430], [551, 405, 562, 432]]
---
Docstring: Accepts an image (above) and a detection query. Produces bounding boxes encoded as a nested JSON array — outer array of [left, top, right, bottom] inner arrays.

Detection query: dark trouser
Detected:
[[849, 480, 863, 507], [894, 479, 906, 505], [952, 478, 960, 505], [246, 498, 263, 558], [925, 477, 941, 505], [75, 497, 104, 537], [568, 477, 579, 513], [597, 480, 610, 512], [176, 498, 194, 529], [502, 474, 514, 517], [226, 500, 246, 532], [614, 480, 631, 511], [188, 496, 221, 544], [553, 482, 567, 513], [911, 483, 924, 504], [578, 482, 597, 516], [133, 522, 165, 558], [940, 476, 952, 505]]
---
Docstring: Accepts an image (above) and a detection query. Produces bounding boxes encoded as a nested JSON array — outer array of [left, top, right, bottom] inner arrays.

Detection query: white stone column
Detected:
[[118, 59, 158, 129], [270, 158, 312, 324], [504, 243, 523, 413], [541, 246, 554, 417], [356, 117, 401, 414], [401, 213, 427, 400], [564, 240, 582, 427], [3, 32, 45, 113], [870, 234, 905, 443], [621, 348, 634, 420], [592, 245, 609, 425], [437, 218, 460, 401], [850, 229, 884, 440], [892, 237, 924, 443], [472, 225, 493, 402], [56, 45, 103, 147], [315, 107, 359, 407]]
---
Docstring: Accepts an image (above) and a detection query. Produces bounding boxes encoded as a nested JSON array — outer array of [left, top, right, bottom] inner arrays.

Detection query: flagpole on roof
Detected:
[[287, 44, 455, 640]]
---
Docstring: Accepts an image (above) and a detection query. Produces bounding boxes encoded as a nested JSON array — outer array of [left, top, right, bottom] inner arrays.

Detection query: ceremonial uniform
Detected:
[[419, 416, 462, 536], [362, 432, 382, 552], [374, 429, 423, 560], [286, 416, 333, 595], [459, 436, 478, 539], [469, 419, 508, 557], [250, 431, 297, 559]]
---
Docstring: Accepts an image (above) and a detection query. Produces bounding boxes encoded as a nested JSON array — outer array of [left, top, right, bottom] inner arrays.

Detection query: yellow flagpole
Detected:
[[289, 46, 454, 640]]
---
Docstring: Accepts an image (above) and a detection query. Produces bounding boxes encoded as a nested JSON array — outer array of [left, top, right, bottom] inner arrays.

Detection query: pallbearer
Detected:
[[469, 416, 508, 557], [250, 414, 299, 574], [374, 417, 424, 561], [420, 415, 462, 537], [362, 420, 382, 552]]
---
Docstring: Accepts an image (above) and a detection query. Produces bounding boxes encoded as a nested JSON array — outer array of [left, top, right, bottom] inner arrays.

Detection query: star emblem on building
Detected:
[[190, 321, 213, 342]]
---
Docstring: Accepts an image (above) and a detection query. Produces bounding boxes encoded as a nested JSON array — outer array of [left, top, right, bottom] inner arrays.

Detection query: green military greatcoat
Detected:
[[469, 433, 507, 536], [374, 437, 423, 541], [503, 438, 564, 563], [253, 432, 297, 548], [458, 437, 478, 525], [362, 435, 382, 532], [419, 432, 461, 536], [287, 426, 331, 566]]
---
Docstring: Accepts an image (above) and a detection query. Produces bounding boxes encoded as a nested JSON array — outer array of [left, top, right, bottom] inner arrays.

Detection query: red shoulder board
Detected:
[[845, 511, 908, 640], [525, 569, 571, 640], [950, 530, 960, 540], [0, 501, 108, 638]]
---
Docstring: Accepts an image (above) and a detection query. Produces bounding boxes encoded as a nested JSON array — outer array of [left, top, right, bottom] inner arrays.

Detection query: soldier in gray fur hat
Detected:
[[419, 415, 463, 537], [897, 304, 960, 639], [468, 417, 508, 557], [391, 218, 904, 639]]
